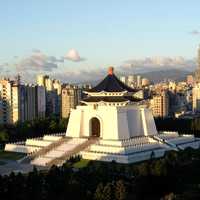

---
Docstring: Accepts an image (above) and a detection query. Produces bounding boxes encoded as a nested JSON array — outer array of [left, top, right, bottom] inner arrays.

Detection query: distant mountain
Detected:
[[139, 69, 194, 83], [78, 68, 194, 86]]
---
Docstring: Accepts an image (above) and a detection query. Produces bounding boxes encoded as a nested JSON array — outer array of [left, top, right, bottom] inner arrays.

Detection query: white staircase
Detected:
[[31, 138, 97, 167]]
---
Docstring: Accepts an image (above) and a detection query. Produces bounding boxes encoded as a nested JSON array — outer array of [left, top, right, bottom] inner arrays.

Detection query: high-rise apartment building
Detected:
[[24, 84, 36, 121], [142, 78, 150, 87], [187, 75, 194, 86], [0, 78, 46, 124], [0, 79, 13, 124], [52, 79, 62, 115], [192, 83, 200, 112], [127, 75, 135, 87], [120, 75, 148, 88], [195, 45, 200, 83], [36, 75, 60, 116], [136, 75, 142, 88], [22, 84, 46, 121], [11, 82, 21, 123], [37, 74, 54, 91], [61, 85, 81, 118], [0, 78, 26, 124], [52, 79, 61, 95], [151, 91, 169, 117], [120, 76, 127, 85], [36, 74, 45, 86], [168, 81, 176, 91], [35, 86, 46, 118], [45, 78, 53, 91]]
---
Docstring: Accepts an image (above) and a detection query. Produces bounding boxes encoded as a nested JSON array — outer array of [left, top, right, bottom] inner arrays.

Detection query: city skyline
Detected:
[[1, 1, 200, 82], [1, 2, 200, 196]]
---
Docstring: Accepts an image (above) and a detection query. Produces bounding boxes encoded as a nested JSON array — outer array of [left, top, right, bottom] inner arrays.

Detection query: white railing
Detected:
[[5, 144, 41, 153]]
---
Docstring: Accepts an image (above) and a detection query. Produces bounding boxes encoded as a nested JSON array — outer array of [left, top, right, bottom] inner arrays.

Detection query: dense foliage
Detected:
[[1, 148, 200, 200], [1, 117, 200, 145], [155, 117, 200, 136], [0, 117, 68, 145]]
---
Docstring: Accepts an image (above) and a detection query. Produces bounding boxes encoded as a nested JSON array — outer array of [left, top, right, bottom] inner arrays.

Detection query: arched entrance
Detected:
[[90, 117, 101, 137]]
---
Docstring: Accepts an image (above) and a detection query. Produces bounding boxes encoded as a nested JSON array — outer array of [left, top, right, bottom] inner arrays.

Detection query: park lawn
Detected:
[[0, 151, 26, 161], [73, 159, 90, 168]]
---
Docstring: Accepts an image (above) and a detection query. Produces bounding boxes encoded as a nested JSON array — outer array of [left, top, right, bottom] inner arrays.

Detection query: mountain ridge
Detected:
[[138, 68, 193, 83]]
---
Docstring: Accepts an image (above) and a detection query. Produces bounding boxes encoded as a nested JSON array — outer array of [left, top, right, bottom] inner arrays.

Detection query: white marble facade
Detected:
[[66, 105, 157, 139], [66, 104, 200, 164]]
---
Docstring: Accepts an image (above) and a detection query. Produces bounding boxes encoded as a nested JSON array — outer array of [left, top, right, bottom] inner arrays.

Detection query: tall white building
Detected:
[[195, 45, 200, 83], [127, 75, 135, 87], [151, 91, 169, 117], [136, 75, 142, 88], [0, 78, 46, 124], [119, 76, 127, 85], [36, 75, 45, 86], [44, 77, 53, 91], [0, 79, 13, 124], [61, 85, 81, 118], [53, 79, 61, 95], [192, 83, 200, 112], [36, 74, 54, 91], [0, 78, 26, 124], [11, 83, 21, 123], [142, 78, 150, 87], [36, 75, 60, 116]]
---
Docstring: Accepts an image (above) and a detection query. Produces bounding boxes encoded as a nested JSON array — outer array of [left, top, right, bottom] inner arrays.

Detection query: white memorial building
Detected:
[[4, 67, 200, 166]]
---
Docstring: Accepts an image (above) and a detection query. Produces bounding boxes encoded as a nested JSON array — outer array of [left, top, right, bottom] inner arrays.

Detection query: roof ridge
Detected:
[[85, 71, 138, 93], [112, 74, 127, 91]]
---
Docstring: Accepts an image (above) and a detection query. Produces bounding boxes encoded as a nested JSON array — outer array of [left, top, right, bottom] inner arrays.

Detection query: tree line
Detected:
[[1, 148, 200, 199], [155, 117, 200, 136], [0, 117, 68, 145], [1, 116, 200, 147]]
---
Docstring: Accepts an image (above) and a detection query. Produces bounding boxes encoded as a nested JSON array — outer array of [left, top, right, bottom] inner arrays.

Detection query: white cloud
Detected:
[[2, 48, 85, 75], [64, 49, 85, 62], [32, 49, 41, 53], [0, 62, 9, 68], [122, 56, 196, 73], [50, 68, 106, 83], [0, 63, 12, 74], [2, 47, 197, 84], [125, 56, 188, 66], [18, 55, 196, 83], [15, 50, 63, 72], [189, 30, 200, 35]]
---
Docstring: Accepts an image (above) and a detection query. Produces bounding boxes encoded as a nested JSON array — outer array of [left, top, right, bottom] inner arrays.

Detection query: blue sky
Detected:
[[0, 0, 200, 81]]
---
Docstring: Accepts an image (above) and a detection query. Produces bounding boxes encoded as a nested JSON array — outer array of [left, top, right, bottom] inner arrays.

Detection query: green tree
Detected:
[[137, 162, 150, 176], [94, 183, 104, 200], [115, 180, 126, 200], [0, 130, 9, 143], [59, 118, 68, 131], [151, 160, 167, 176], [102, 183, 113, 200], [49, 120, 58, 132]]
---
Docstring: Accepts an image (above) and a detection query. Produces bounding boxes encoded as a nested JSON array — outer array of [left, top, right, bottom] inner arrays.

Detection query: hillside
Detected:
[[139, 69, 193, 83]]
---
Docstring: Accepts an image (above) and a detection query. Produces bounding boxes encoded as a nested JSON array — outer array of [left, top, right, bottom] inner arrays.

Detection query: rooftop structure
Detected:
[[82, 67, 139, 105], [86, 67, 137, 93]]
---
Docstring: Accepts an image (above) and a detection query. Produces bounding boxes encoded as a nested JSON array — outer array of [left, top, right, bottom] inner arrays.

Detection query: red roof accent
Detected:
[[108, 67, 114, 75]]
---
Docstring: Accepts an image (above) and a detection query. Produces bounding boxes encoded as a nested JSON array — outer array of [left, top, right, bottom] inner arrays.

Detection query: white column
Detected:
[[141, 108, 148, 136]]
